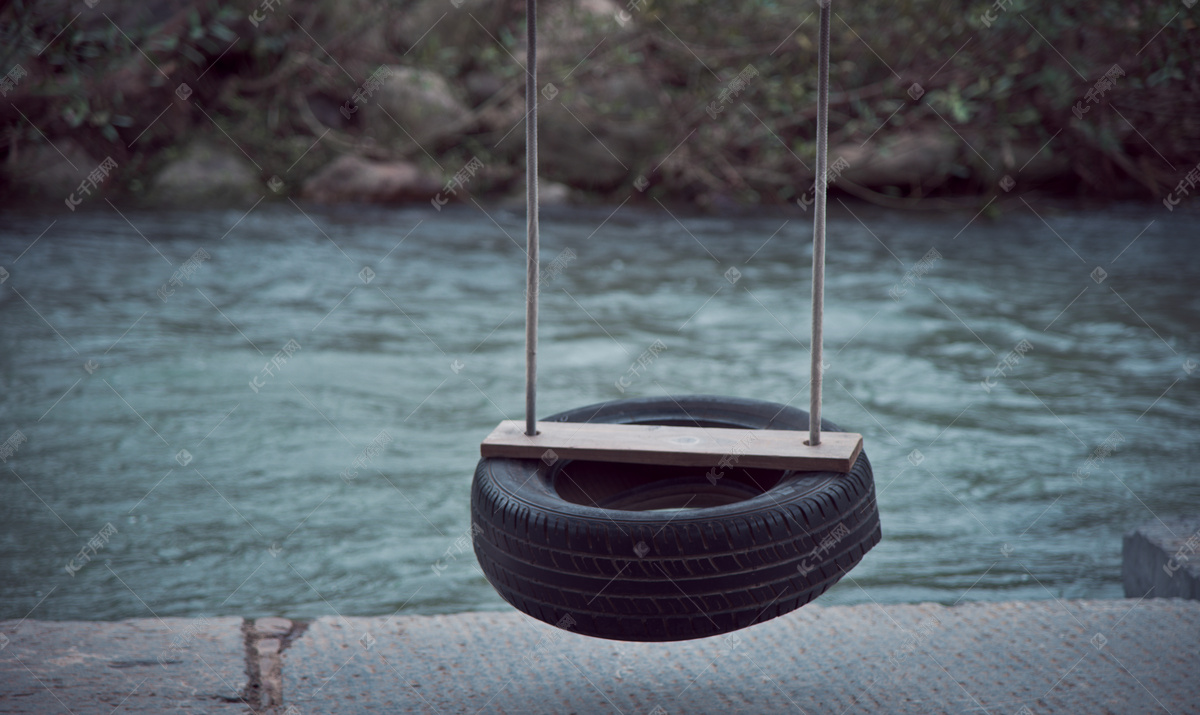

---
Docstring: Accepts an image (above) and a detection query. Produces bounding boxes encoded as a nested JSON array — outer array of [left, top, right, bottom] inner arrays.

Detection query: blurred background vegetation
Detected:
[[1, 0, 1196, 208]]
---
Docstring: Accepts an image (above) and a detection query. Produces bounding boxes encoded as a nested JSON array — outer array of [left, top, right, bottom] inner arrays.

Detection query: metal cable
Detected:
[[524, 0, 828, 443], [809, 0, 831, 447], [524, 0, 540, 436]]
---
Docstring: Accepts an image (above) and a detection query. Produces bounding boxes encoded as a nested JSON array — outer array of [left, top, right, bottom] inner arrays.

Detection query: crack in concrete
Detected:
[[240, 617, 309, 714]]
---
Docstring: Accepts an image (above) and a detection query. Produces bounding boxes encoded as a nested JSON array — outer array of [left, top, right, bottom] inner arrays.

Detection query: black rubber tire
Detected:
[[470, 395, 881, 642]]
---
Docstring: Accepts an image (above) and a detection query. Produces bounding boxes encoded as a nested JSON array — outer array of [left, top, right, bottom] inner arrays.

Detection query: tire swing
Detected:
[[471, 0, 881, 642]]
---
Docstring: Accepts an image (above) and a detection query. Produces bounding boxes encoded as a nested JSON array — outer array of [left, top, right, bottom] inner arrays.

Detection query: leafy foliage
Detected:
[[1, 0, 1195, 204]]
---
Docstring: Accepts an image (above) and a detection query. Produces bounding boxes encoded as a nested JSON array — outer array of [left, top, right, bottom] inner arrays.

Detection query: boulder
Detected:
[[150, 143, 261, 205], [832, 129, 959, 188], [539, 179, 572, 205], [464, 71, 506, 107], [999, 140, 1073, 184], [538, 71, 665, 190], [537, 0, 629, 57], [3, 138, 101, 201], [393, 0, 625, 58], [389, 0, 507, 56], [501, 178, 572, 208], [303, 0, 391, 56], [301, 155, 441, 204], [366, 66, 469, 147]]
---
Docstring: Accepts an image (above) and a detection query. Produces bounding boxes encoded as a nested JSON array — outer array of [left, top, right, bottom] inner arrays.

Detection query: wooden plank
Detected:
[[481, 420, 863, 473]]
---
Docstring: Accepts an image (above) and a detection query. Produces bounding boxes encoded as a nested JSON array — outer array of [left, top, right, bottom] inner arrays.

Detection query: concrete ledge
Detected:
[[3, 601, 1197, 714], [0, 617, 247, 714], [1123, 516, 1200, 600], [285, 600, 1200, 714]]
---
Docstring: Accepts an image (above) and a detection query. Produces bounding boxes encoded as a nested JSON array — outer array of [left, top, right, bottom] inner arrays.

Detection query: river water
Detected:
[[1, 200, 1196, 621]]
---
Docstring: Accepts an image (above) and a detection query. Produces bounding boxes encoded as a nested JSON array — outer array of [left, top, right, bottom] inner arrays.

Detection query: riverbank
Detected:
[[2, 599, 1197, 714], [2, 1, 1197, 211]]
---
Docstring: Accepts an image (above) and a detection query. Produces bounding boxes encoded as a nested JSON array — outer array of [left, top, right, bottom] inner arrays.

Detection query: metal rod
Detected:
[[809, 0, 831, 447], [524, 0, 540, 436]]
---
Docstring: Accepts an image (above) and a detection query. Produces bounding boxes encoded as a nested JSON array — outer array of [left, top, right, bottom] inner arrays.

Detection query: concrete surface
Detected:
[[0, 617, 246, 714], [285, 600, 1200, 715], [3, 600, 1198, 714], [1124, 515, 1200, 601]]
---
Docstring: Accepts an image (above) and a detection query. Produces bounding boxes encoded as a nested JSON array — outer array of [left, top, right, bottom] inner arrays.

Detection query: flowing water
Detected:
[[1, 200, 1196, 621]]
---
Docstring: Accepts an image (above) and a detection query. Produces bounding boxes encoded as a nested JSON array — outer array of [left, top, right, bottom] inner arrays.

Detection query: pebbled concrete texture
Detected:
[[284, 599, 1200, 715], [1124, 515, 1200, 600], [3, 601, 1197, 714], [0, 617, 247, 715]]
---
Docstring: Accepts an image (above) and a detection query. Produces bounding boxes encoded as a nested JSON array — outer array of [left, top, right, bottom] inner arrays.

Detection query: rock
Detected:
[[538, 71, 665, 190], [999, 140, 1073, 184], [301, 154, 441, 204], [367, 66, 469, 146], [540, 0, 629, 52], [394, 0, 624, 59], [3, 138, 101, 201], [501, 178, 572, 208], [539, 180, 572, 205], [390, 0, 509, 57], [464, 71, 506, 107], [1123, 516, 1200, 600], [150, 143, 261, 205], [577, 0, 624, 18], [832, 129, 959, 188], [307, 0, 390, 53]]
